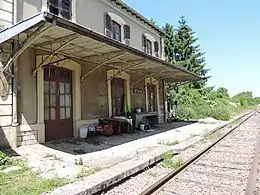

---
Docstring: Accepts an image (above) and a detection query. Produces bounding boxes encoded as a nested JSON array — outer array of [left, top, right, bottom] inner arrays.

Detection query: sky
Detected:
[[124, 0, 260, 97]]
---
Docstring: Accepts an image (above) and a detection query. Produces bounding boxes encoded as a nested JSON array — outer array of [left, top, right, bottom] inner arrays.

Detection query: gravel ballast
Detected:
[[153, 112, 260, 195]]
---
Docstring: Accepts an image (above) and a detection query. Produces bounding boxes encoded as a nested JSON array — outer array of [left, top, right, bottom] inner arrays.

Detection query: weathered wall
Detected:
[[16, 0, 41, 22], [17, 48, 37, 125], [81, 63, 109, 120], [0, 0, 13, 29], [130, 73, 145, 111], [0, 41, 14, 148], [77, 0, 162, 55]]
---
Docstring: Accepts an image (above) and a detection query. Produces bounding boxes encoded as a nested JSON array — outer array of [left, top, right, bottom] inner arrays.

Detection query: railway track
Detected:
[[140, 110, 260, 195]]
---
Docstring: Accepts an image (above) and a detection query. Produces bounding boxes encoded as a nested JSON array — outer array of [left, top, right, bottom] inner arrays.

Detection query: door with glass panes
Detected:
[[44, 65, 73, 141]]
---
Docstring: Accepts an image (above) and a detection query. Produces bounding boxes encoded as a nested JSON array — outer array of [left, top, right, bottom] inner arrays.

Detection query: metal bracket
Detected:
[[130, 73, 155, 87], [1, 24, 52, 74], [106, 60, 146, 83], [143, 74, 174, 90], [81, 52, 125, 82], [32, 35, 78, 76]]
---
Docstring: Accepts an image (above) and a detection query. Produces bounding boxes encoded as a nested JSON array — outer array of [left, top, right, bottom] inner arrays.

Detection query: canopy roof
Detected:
[[0, 12, 201, 83]]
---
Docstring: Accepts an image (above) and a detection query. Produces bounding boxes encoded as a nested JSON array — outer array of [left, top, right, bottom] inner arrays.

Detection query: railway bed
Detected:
[[140, 110, 260, 195]]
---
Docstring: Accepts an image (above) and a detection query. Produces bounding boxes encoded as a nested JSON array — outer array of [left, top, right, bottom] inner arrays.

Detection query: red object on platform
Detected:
[[102, 124, 113, 136]]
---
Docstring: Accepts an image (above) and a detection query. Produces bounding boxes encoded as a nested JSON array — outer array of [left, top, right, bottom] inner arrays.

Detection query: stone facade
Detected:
[[17, 130, 38, 146]]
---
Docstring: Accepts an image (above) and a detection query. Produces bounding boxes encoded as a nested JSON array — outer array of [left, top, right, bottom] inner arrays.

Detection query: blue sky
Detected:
[[125, 0, 260, 97]]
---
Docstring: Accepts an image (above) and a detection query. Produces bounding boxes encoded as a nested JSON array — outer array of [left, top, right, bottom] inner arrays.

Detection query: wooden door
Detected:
[[147, 84, 156, 112], [111, 78, 125, 116], [44, 65, 73, 141]]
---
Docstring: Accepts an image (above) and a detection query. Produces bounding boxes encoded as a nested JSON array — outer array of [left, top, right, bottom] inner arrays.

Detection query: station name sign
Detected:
[[133, 88, 144, 94]]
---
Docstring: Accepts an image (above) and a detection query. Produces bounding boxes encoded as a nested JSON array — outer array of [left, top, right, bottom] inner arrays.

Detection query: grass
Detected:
[[202, 130, 223, 141], [161, 152, 184, 169], [0, 166, 70, 195], [158, 139, 180, 146], [76, 167, 101, 178], [227, 118, 241, 128], [198, 121, 217, 124]]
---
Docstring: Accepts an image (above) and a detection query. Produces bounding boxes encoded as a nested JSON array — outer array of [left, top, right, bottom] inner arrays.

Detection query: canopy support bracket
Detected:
[[106, 60, 146, 83], [81, 52, 125, 82], [32, 35, 78, 76], [1, 24, 52, 74]]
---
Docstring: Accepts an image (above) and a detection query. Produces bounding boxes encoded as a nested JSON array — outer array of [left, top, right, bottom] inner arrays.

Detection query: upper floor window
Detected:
[[105, 13, 130, 45], [48, 0, 72, 20], [112, 21, 121, 42], [142, 33, 159, 57], [146, 39, 152, 55]]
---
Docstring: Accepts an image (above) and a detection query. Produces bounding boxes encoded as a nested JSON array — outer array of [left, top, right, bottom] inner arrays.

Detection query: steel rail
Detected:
[[140, 109, 258, 195]]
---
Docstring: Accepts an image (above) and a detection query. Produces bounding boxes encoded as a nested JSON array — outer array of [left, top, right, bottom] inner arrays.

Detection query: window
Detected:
[[124, 25, 131, 45], [147, 39, 152, 55], [48, 0, 72, 20], [142, 35, 152, 55], [112, 21, 121, 41], [142, 34, 160, 57]]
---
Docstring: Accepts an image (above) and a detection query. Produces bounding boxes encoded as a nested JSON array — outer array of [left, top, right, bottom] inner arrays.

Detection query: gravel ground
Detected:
[[187, 164, 249, 178], [101, 165, 172, 195], [101, 113, 260, 195], [153, 112, 260, 195], [156, 179, 243, 195], [177, 171, 247, 191], [101, 125, 232, 195]]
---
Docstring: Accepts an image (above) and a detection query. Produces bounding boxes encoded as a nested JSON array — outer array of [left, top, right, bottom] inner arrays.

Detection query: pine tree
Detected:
[[164, 16, 209, 108]]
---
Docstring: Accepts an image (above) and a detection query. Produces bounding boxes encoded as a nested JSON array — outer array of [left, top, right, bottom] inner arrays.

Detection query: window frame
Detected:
[[47, 0, 72, 20], [112, 20, 122, 42], [146, 39, 152, 55]]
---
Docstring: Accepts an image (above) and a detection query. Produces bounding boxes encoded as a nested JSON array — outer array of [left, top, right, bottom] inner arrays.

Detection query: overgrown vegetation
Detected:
[[161, 152, 184, 169], [0, 161, 70, 195], [0, 152, 12, 169], [162, 17, 260, 121], [203, 130, 223, 141], [76, 167, 101, 178], [158, 139, 180, 146]]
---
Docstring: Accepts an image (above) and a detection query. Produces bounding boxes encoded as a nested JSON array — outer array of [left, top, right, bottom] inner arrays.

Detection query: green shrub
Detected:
[[175, 106, 197, 121], [208, 106, 232, 121], [0, 152, 12, 167]]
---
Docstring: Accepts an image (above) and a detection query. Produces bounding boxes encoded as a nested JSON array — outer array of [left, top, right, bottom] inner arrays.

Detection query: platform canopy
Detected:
[[0, 12, 201, 84]]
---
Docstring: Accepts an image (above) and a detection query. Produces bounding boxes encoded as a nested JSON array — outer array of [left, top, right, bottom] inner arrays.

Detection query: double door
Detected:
[[44, 65, 73, 141]]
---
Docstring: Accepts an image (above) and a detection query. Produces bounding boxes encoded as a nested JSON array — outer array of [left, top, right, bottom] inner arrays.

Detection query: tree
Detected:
[[164, 16, 208, 78], [150, 18, 156, 25], [164, 16, 209, 108]]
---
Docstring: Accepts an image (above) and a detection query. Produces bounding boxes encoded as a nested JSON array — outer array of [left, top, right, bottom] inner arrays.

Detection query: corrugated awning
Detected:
[[0, 12, 202, 83]]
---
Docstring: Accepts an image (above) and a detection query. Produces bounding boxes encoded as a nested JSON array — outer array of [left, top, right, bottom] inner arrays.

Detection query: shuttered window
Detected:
[[124, 25, 131, 45], [105, 13, 123, 42], [154, 41, 159, 57], [105, 13, 112, 37], [147, 39, 152, 55], [142, 35, 153, 55], [142, 34, 147, 53], [112, 21, 121, 41], [48, 0, 72, 20], [124, 25, 130, 39]]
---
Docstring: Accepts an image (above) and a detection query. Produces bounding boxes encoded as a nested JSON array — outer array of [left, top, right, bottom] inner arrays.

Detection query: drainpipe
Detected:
[[11, 41, 18, 127], [11, 40, 18, 148], [162, 79, 167, 123]]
